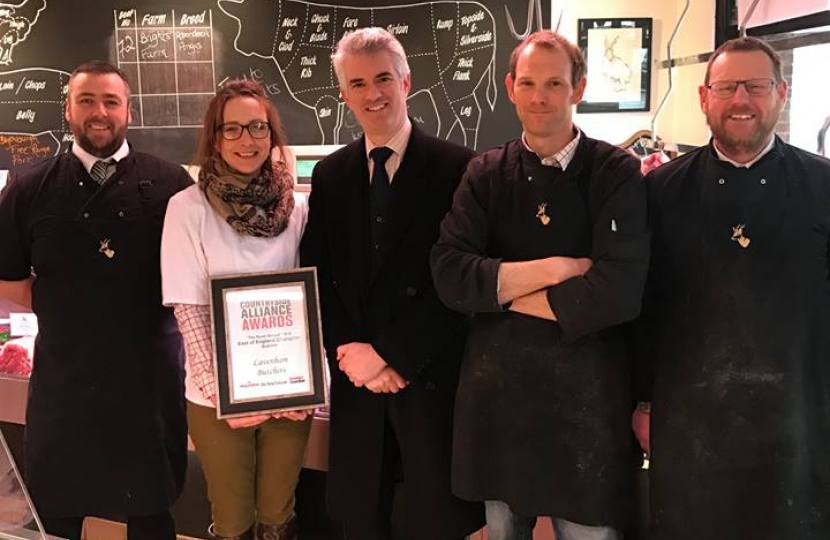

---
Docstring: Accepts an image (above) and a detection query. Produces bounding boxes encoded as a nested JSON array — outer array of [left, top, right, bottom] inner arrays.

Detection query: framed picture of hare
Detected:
[[577, 18, 653, 113]]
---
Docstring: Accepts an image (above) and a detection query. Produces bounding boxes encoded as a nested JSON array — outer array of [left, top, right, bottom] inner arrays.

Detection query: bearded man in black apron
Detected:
[[0, 61, 192, 540], [636, 37, 830, 540]]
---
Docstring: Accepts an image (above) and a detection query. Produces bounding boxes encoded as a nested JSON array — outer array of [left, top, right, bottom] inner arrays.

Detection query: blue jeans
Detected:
[[485, 501, 622, 540]]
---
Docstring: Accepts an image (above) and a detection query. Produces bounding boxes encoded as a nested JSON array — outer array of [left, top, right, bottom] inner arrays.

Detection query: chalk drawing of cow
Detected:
[[218, 0, 497, 148], [0, 0, 46, 65]]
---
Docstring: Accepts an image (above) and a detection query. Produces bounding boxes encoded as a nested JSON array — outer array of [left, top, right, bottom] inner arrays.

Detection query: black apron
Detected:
[[648, 143, 830, 540], [450, 141, 642, 527], [24, 154, 187, 518]]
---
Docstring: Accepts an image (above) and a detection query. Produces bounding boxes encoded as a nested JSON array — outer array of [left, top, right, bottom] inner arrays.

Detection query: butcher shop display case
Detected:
[[0, 337, 33, 379], [0, 430, 49, 540], [0, 320, 9, 345], [0, 299, 331, 539], [0, 310, 36, 381], [0, 317, 34, 427]]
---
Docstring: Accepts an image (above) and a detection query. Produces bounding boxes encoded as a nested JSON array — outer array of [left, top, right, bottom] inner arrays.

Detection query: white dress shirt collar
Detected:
[[713, 135, 775, 169], [72, 139, 130, 175], [522, 127, 581, 171]]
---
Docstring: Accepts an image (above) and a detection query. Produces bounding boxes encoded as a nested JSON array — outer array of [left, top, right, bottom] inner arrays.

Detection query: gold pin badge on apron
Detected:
[[731, 224, 751, 248], [99, 238, 115, 259], [536, 202, 550, 226]]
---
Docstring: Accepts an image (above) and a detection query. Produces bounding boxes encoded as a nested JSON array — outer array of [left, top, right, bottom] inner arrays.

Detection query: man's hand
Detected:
[[337, 342, 387, 387], [550, 256, 592, 283], [498, 257, 592, 305], [632, 403, 650, 453], [364, 367, 408, 394], [0, 277, 33, 310], [509, 290, 556, 320]]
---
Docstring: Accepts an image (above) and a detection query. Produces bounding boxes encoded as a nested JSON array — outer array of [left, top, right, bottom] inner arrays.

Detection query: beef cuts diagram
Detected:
[[0, 67, 70, 168], [0, 0, 520, 169], [218, 0, 497, 147], [0, 1, 64, 169], [0, 0, 46, 65]]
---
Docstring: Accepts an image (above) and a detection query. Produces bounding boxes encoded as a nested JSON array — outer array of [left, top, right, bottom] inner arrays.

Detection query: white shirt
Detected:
[[160, 185, 308, 405], [521, 128, 581, 171], [366, 118, 413, 184]]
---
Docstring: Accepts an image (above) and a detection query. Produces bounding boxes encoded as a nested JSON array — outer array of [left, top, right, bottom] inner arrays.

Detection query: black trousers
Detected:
[[41, 511, 176, 540], [340, 417, 465, 540]]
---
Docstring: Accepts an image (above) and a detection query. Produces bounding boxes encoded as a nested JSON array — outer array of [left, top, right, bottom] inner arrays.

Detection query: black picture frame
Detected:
[[577, 18, 653, 113], [210, 268, 328, 418]]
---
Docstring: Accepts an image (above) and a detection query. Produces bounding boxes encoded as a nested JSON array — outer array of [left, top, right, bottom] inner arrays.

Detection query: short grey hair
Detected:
[[332, 27, 410, 89]]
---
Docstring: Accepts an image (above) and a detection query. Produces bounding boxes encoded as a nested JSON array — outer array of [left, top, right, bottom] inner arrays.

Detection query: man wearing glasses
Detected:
[[634, 36, 830, 540]]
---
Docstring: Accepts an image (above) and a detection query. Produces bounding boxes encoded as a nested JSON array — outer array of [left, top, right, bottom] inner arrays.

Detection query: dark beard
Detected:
[[712, 128, 769, 158], [75, 127, 126, 158], [708, 112, 777, 160]]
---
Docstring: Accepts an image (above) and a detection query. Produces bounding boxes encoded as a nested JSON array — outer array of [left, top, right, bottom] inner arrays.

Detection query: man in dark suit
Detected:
[[300, 26, 484, 540]]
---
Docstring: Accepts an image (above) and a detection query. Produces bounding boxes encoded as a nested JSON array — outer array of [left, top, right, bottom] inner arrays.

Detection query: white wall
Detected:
[[666, 0, 716, 147], [789, 43, 830, 154]]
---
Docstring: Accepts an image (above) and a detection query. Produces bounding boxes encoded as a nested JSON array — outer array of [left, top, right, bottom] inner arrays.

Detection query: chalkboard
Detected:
[[0, 0, 550, 169]]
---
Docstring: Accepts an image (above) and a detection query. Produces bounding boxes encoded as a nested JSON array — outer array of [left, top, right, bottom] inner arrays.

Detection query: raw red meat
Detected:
[[0, 341, 32, 376]]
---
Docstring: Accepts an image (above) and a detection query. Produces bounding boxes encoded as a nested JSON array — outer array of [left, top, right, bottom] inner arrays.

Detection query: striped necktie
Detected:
[[90, 159, 114, 184]]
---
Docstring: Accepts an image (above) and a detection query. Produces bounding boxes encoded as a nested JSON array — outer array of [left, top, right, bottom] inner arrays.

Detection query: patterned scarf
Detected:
[[200, 156, 295, 238]]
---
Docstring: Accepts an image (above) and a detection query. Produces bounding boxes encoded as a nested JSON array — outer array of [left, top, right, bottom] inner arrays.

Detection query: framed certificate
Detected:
[[209, 268, 328, 419]]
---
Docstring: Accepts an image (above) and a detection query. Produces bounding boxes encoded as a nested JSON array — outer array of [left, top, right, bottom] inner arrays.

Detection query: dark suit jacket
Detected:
[[300, 123, 484, 538]]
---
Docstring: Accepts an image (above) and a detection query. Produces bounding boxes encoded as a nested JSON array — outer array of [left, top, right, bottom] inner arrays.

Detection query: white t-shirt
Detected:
[[161, 184, 308, 406]]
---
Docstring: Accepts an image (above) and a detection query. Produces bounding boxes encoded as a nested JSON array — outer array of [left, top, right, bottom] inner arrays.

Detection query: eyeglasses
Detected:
[[707, 78, 777, 98], [218, 121, 271, 140]]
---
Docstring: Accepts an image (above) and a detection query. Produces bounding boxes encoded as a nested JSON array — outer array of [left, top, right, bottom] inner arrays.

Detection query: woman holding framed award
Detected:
[[160, 80, 311, 540]]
